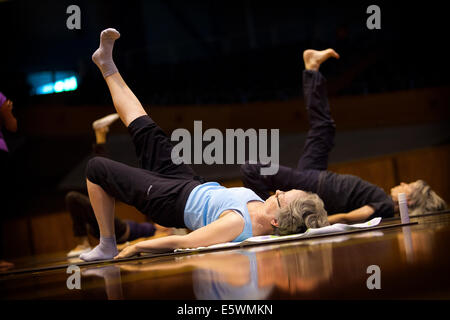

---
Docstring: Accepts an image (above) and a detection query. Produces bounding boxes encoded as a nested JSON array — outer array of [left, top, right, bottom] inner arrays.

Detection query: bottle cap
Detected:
[[398, 193, 407, 203]]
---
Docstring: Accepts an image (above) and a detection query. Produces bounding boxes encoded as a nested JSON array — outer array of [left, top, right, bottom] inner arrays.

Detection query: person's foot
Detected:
[[79, 236, 118, 262], [93, 113, 120, 144], [303, 49, 340, 71], [67, 244, 92, 258], [92, 28, 121, 78], [92, 113, 120, 131]]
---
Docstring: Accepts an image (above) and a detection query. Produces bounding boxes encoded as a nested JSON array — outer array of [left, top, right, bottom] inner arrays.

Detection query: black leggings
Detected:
[[86, 115, 203, 228], [241, 70, 335, 199]]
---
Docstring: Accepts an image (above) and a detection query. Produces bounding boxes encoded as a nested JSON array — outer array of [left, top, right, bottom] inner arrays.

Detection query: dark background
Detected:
[[0, 0, 449, 220], [2, 0, 448, 104]]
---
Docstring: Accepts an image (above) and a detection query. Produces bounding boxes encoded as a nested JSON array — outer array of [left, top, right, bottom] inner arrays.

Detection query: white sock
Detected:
[[92, 28, 121, 78], [79, 236, 118, 262]]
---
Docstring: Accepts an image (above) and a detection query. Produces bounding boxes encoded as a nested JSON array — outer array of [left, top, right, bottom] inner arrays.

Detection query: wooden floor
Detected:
[[1, 213, 450, 300]]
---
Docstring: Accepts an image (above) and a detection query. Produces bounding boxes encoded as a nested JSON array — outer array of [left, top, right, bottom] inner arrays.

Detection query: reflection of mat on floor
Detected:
[[0, 218, 417, 276]]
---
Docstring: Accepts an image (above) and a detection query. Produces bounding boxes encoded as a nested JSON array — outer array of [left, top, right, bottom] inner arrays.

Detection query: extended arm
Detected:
[[327, 205, 375, 224], [115, 211, 245, 259]]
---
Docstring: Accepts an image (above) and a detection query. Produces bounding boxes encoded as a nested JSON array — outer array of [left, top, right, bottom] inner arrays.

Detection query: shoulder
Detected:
[[205, 210, 246, 238], [219, 209, 245, 223]]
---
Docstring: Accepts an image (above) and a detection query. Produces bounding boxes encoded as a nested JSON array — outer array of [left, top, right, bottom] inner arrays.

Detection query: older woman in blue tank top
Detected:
[[79, 29, 328, 262]]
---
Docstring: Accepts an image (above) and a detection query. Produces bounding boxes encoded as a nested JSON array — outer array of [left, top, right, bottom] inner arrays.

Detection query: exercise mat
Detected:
[[175, 217, 384, 253]]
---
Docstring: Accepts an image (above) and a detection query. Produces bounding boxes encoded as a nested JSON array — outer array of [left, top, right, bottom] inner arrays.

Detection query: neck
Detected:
[[248, 201, 272, 236]]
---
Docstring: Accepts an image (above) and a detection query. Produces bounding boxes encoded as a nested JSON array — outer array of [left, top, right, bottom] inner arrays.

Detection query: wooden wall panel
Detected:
[[1, 217, 32, 258], [31, 212, 76, 254], [20, 86, 450, 136]]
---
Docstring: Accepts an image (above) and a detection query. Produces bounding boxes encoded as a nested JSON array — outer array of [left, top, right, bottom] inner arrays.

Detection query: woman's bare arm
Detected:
[[327, 205, 375, 224], [115, 210, 245, 259]]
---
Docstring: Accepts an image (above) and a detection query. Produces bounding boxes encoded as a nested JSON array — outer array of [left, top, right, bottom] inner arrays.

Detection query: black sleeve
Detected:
[[367, 199, 395, 219]]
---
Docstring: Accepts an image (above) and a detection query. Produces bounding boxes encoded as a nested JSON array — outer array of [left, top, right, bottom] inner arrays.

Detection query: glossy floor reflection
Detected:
[[1, 213, 450, 299]]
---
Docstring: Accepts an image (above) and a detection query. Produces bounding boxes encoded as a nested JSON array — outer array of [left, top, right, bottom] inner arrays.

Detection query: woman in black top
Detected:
[[241, 49, 446, 224]]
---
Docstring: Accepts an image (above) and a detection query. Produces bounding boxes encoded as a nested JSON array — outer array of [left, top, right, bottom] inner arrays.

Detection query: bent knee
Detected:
[[240, 162, 270, 186], [86, 156, 112, 184], [240, 161, 261, 177]]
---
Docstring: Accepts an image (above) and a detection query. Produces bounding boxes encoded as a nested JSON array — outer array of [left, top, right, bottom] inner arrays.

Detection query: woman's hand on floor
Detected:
[[114, 244, 139, 259]]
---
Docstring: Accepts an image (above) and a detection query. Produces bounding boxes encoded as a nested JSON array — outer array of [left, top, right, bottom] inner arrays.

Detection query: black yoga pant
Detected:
[[86, 115, 202, 228], [241, 70, 334, 199]]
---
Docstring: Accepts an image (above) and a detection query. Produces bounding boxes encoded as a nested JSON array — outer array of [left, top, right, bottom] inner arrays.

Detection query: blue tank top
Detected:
[[184, 182, 264, 242]]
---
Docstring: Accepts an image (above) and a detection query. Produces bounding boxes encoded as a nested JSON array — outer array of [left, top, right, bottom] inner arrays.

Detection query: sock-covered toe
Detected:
[[79, 236, 118, 262]]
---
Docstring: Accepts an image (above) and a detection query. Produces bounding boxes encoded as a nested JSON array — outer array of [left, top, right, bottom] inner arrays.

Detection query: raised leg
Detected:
[[80, 29, 148, 262], [93, 113, 120, 144], [92, 28, 147, 127], [92, 28, 197, 178], [297, 49, 339, 171], [239, 49, 340, 195], [80, 29, 200, 262], [303, 49, 339, 71], [104, 73, 147, 127]]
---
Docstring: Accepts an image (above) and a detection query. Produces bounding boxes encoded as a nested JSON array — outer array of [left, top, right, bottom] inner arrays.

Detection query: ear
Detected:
[[270, 218, 279, 228]]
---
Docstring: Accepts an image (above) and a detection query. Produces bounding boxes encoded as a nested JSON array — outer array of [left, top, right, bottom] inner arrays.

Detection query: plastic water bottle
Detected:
[[398, 193, 410, 224]]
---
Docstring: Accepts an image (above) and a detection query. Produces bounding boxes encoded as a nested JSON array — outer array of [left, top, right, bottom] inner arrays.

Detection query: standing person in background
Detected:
[[0, 91, 18, 271]]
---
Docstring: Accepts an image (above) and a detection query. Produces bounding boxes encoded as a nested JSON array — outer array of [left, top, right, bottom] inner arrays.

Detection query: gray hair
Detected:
[[274, 192, 329, 236], [408, 180, 447, 215]]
